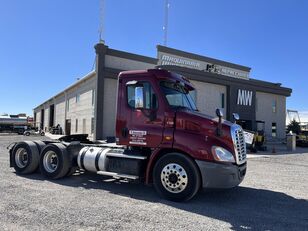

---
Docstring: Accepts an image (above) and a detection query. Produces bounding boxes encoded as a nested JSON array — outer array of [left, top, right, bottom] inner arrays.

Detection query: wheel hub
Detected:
[[15, 148, 28, 168], [160, 163, 188, 193], [43, 151, 58, 173], [168, 173, 178, 184]]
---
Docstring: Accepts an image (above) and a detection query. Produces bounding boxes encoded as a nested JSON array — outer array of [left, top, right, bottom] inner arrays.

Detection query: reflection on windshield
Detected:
[[160, 81, 197, 111]]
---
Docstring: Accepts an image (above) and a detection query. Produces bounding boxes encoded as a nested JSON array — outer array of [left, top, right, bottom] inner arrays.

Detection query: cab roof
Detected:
[[119, 69, 195, 90]]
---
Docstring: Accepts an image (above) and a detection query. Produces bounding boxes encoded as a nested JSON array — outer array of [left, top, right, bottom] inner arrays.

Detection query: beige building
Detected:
[[33, 43, 291, 140]]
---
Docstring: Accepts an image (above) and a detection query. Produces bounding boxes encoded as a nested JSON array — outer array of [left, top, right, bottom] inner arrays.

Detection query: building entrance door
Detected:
[[65, 119, 71, 135], [238, 120, 253, 131]]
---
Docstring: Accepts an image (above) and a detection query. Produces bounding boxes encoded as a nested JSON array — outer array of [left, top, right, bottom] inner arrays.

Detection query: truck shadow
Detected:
[[20, 171, 308, 231]]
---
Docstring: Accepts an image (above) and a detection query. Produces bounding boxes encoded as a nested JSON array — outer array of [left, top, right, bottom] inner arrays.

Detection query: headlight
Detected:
[[212, 146, 235, 163]]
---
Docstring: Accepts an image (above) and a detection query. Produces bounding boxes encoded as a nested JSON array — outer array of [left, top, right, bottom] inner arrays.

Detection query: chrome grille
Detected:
[[231, 125, 247, 164]]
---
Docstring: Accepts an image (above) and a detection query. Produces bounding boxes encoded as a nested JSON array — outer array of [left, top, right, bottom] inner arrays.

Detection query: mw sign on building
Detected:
[[237, 89, 253, 106]]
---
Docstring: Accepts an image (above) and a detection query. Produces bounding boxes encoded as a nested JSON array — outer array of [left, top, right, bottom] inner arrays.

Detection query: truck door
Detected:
[[120, 80, 164, 148]]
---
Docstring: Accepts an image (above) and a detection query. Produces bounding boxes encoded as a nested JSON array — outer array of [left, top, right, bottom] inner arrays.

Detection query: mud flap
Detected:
[[7, 143, 16, 167]]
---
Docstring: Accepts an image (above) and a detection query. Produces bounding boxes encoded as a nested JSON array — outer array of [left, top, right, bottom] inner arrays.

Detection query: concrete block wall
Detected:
[[55, 96, 65, 129], [256, 91, 286, 139], [65, 76, 96, 136], [102, 78, 117, 137], [33, 73, 96, 136], [105, 55, 155, 70], [190, 80, 227, 118]]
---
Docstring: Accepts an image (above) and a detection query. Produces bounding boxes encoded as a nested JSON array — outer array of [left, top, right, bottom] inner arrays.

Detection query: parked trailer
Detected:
[[9, 69, 247, 201], [0, 115, 30, 134]]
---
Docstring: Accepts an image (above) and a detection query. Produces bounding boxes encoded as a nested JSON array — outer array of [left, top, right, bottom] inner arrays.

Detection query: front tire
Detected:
[[153, 153, 201, 202], [39, 143, 70, 179]]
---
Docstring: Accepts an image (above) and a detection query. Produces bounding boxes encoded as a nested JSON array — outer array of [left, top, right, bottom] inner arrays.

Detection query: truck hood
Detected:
[[175, 109, 235, 151], [185, 110, 234, 127]]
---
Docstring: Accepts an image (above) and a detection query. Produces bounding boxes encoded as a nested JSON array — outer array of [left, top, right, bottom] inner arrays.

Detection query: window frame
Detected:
[[75, 119, 78, 133], [76, 94, 80, 103], [126, 81, 158, 110]]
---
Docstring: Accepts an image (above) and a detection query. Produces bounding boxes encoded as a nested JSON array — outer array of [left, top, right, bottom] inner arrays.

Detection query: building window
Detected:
[[272, 100, 277, 113], [92, 89, 95, 106], [66, 99, 70, 112], [221, 93, 225, 109], [75, 119, 78, 133], [91, 117, 95, 134], [272, 122, 277, 137], [76, 94, 80, 103]]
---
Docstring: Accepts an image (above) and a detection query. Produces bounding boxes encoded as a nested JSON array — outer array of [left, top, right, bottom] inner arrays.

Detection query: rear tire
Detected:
[[153, 153, 201, 202], [39, 143, 70, 179], [12, 141, 40, 174], [33, 140, 46, 154]]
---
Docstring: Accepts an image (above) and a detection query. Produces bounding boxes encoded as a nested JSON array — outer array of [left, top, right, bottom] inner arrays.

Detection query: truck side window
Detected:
[[127, 82, 158, 109]]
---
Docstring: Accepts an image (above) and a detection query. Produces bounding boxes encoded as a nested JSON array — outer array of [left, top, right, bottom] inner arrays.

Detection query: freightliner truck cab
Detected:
[[9, 69, 247, 201]]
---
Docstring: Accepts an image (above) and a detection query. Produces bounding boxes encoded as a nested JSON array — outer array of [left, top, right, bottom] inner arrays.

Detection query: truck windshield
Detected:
[[160, 81, 197, 111]]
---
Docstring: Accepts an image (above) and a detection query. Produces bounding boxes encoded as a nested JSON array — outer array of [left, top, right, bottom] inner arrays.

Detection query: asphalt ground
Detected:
[[0, 135, 307, 231]]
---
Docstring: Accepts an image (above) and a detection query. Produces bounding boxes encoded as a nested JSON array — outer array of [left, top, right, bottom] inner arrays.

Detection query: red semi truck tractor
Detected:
[[9, 69, 247, 201]]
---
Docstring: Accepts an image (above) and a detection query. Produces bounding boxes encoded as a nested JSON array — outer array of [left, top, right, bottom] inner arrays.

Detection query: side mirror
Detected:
[[135, 87, 144, 109], [216, 108, 223, 118], [232, 113, 240, 122], [215, 108, 223, 137]]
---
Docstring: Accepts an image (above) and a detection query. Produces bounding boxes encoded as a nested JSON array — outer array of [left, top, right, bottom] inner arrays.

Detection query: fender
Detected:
[[145, 148, 164, 184]]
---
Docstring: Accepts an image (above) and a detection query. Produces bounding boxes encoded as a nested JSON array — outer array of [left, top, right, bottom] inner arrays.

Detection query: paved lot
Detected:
[[0, 135, 307, 231]]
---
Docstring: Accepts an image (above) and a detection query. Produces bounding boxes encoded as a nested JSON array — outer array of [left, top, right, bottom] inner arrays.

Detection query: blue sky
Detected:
[[0, 0, 307, 118]]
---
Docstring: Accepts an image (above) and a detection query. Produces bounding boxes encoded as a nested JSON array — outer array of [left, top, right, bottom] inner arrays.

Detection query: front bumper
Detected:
[[196, 160, 247, 189]]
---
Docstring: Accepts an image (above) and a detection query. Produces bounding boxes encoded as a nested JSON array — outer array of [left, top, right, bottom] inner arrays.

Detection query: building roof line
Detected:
[[157, 45, 251, 72], [33, 70, 96, 110], [105, 47, 158, 65]]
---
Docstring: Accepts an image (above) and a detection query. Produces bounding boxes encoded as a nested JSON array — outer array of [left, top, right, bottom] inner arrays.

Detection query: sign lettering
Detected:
[[237, 90, 253, 106]]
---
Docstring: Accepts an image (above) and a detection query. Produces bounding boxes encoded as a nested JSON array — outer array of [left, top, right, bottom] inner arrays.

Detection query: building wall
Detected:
[[191, 80, 227, 118], [105, 55, 155, 70], [36, 111, 41, 128], [33, 45, 290, 142], [256, 92, 286, 139], [43, 107, 49, 131], [34, 73, 96, 137], [55, 96, 65, 129], [102, 78, 118, 137], [64, 76, 96, 136]]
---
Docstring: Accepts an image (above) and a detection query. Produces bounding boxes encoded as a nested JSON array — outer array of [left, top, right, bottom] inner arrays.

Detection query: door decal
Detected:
[[129, 130, 147, 145]]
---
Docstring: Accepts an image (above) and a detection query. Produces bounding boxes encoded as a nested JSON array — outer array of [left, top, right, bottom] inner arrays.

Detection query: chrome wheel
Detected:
[[160, 163, 188, 193], [43, 151, 58, 173], [15, 148, 28, 168]]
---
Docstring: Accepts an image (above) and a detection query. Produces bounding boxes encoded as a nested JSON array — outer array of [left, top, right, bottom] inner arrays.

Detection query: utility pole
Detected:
[[163, 0, 170, 46]]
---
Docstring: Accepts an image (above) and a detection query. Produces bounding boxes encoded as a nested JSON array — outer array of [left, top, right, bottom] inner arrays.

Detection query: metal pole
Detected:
[[99, 0, 105, 44], [163, 0, 170, 46]]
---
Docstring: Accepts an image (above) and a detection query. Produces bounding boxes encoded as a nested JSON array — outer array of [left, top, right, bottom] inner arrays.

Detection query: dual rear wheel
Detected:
[[11, 142, 75, 179]]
